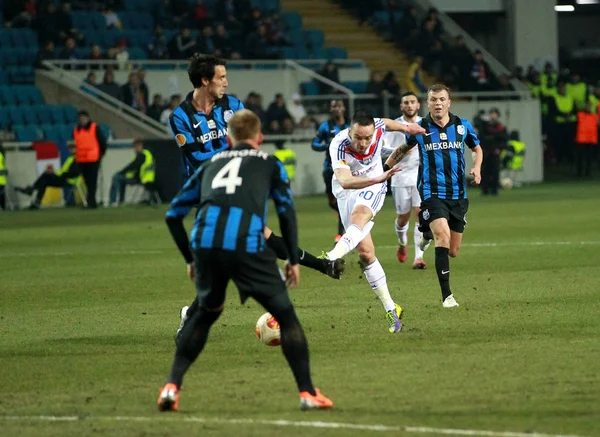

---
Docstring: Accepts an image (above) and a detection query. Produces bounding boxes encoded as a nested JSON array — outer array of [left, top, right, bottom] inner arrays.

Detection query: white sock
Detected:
[[414, 222, 424, 260], [364, 258, 396, 312], [395, 221, 409, 245], [327, 224, 363, 260]]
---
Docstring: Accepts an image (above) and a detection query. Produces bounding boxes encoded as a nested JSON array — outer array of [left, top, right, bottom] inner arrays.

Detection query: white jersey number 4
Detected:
[[211, 157, 243, 194]]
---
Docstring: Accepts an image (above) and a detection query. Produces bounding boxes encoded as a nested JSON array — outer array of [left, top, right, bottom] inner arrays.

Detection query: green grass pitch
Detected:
[[1, 182, 599, 437]]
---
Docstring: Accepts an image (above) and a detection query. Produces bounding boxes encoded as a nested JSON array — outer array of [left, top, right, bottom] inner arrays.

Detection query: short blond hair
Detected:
[[427, 84, 451, 99], [228, 109, 262, 143]]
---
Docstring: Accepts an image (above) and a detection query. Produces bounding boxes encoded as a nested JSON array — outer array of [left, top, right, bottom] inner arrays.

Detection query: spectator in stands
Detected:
[[154, 0, 174, 28], [102, 6, 122, 30], [88, 45, 106, 70], [169, 28, 197, 60], [266, 93, 294, 135], [15, 144, 81, 210], [396, 5, 419, 50], [287, 93, 308, 126], [109, 39, 130, 70], [245, 7, 264, 34], [384, 71, 401, 97], [246, 24, 276, 59], [511, 65, 525, 83], [121, 72, 146, 113], [98, 69, 121, 100], [318, 61, 340, 95], [160, 94, 182, 126], [367, 71, 386, 97], [59, 37, 82, 70], [172, 0, 192, 26], [447, 35, 472, 89], [198, 25, 217, 55], [36, 41, 57, 69], [423, 7, 444, 37], [470, 50, 492, 91], [480, 108, 508, 196], [265, 13, 289, 47], [74, 110, 106, 209], [137, 69, 150, 110], [217, 0, 247, 32], [550, 82, 577, 164], [496, 74, 513, 92], [567, 73, 588, 111], [56, 2, 83, 46], [84, 72, 97, 87], [192, 0, 210, 28], [404, 56, 426, 95], [148, 26, 170, 60], [10, 9, 34, 28], [148, 94, 165, 122], [35, 2, 60, 45], [244, 92, 267, 127], [213, 23, 240, 59]]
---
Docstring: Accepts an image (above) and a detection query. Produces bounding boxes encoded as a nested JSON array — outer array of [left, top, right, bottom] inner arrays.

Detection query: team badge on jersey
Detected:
[[422, 209, 430, 220], [224, 110, 234, 122], [440, 133, 447, 140], [175, 134, 187, 147], [457, 125, 465, 135]]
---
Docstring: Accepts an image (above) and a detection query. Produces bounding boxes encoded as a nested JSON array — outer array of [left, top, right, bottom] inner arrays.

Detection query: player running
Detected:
[[170, 54, 345, 339], [381, 92, 428, 269], [321, 110, 426, 333], [311, 100, 350, 242], [158, 109, 333, 411], [385, 84, 483, 308]]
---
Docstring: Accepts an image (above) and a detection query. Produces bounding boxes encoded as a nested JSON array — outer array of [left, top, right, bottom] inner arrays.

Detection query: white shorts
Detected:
[[334, 182, 387, 231], [391, 185, 421, 215]]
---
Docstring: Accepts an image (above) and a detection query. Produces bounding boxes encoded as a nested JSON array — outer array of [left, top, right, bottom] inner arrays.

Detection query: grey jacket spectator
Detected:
[[97, 70, 122, 100]]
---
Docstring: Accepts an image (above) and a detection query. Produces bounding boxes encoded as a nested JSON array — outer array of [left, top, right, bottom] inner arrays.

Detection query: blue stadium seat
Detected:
[[14, 125, 43, 142], [0, 87, 16, 105], [71, 12, 93, 30], [60, 124, 76, 141], [98, 123, 112, 139], [301, 81, 320, 96], [0, 32, 11, 48], [0, 108, 10, 130], [342, 81, 368, 94], [10, 29, 37, 48], [4, 49, 21, 66], [0, 70, 6, 85], [128, 47, 148, 60], [8, 106, 26, 126], [295, 45, 310, 59], [43, 125, 63, 142], [22, 108, 39, 125], [91, 13, 106, 30], [36, 106, 54, 124], [303, 29, 324, 50], [62, 106, 79, 124], [50, 107, 66, 125], [282, 12, 302, 30], [327, 47, 348, 59], [310, 47, 328, 59]]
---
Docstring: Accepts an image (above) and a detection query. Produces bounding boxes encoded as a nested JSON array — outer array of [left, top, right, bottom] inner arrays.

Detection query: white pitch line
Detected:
[[0, 415, 588, 437], [0, 249, 165, 258], [380, 241, 600, 250]]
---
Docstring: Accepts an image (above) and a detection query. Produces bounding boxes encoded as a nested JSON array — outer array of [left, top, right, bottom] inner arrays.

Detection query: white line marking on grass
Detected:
[[0, 249, 165, 258], [0, 415, 588, 437]]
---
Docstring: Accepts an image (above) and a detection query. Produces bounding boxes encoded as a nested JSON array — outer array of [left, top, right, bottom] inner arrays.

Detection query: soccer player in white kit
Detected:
[[381, 92, 428, 269], [320, 110, 426, 333]]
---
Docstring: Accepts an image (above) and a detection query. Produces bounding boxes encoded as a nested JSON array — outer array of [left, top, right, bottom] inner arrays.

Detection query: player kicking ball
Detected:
[[385, 85, 483, 308], [320, 111, 426, 333], [158, 110, 333, 411], [382, 92, 428, 269]]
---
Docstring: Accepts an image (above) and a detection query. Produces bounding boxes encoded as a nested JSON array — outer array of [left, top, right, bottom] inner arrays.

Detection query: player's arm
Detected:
[[168, 111, 214, 161], [463, 119, 483, 185], [311, 123, 329, 152], [118, 152, 145, 175], [165, 167, 204, 264], [384, 141, 416, 169], [270, 159, 299, 266], [382, 118, 426, 136], [334, 166, 399, 189]]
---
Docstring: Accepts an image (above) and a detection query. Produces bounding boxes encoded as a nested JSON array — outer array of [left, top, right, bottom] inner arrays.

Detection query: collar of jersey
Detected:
[[186, 92, 226, 115], [424, 112, 459, 129]]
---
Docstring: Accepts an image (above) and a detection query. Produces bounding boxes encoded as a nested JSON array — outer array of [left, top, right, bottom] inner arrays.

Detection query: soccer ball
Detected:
[[255, 312, 281, 346], [500, 177, 513, 190]]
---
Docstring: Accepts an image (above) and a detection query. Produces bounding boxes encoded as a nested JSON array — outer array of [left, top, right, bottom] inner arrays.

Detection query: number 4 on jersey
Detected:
[[211, 157, 243, 194]]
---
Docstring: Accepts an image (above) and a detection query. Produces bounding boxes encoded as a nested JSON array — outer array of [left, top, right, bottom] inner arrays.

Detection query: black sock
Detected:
[[266, 233, 325, 273], [435, 247, 452, 300], [0, 191, 5, 210], [168, 308, 222, 388], [337, 215, 344, 236], [273, 307, 315, 395], [186, 297, 199, 318]]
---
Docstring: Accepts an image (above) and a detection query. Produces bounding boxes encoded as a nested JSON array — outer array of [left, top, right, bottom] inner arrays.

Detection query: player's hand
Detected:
[[285, 263, 300, 289], [186, 262, 195, 283], [469, 167, 481, 185], [403, 123, 426, 136], [378, 166, 401, 183]]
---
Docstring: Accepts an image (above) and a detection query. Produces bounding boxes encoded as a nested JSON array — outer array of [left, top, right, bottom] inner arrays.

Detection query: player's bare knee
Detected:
[[434, 233, 451, 248], [397, 214, 410, 227], [350, 205, 372, 227]]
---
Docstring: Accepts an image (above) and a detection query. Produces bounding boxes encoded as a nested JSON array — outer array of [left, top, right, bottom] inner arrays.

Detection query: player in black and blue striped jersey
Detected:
[[385, 84, 483, 308], [311, 100, 349, 242], [170, 55, 345, 340]]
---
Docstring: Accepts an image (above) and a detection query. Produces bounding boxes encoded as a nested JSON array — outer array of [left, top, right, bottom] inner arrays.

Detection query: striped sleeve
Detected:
[[374, 117, 386, 134], [461, 119, 481, 149], [169, 107, 194, 148], [329, 133, 350, 170], [166, 165, 204, 219]]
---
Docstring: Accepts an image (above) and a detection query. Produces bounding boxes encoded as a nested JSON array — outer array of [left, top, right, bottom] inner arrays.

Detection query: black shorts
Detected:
[[419, 197, 469, 233], [192, 248, 292, 312], [323, 170, 334, 197]]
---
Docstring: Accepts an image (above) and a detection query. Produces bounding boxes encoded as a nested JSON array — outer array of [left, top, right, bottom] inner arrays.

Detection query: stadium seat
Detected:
[[60, 124, 76, 141], [128, 47, 148, 60], [36, 105, 54, 125], [303, 29, 324, 50], [310, 47, 328, 59], [43, 125, 63, 142], [62, 106, 79, 124], [14, 125, 43, 142], [282, 12, 302, 30], [22, 108, 38, 125], [0, 87, 16, 105], [327, 47, 348, 59], [301, 81, 320, 96], [342, 81, 368, 94], [90, 13, 106, 30], [0, 108, 10, 130], [50, 107, 67, 125], [7, 106, 26, 126], [98, 123, 112, 139], [0, 70, 6, 85]]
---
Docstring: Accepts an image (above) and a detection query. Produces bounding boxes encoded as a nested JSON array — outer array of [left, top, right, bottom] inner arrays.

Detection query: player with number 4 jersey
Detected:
[[319, 110, 426, 333]]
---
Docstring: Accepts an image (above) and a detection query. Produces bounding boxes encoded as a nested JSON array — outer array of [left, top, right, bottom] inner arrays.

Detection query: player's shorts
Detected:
[[419, 197, 469, 233], [391, 185, 421, 215], [334, 182, 387, 230], [192, 248, 293, 312], [323, 170, 334, 197]]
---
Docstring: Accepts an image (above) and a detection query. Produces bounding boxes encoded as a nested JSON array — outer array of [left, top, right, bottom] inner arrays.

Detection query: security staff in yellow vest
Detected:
[[15, 144, 81, 210], [589, 86, 600, 115], [566, 73, 588, 111], [74, 110, 107, 209], [273, 144, 297, 181], [501, 131, 526, 172], [0, 144, 7, 210], [108, 139, 157, 206], [549, 82, 577, 164]]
